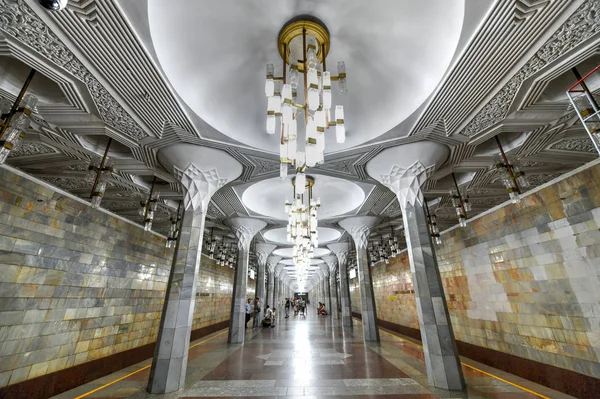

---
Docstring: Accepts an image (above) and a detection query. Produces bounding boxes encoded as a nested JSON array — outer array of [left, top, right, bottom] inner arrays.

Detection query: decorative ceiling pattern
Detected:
[[0, 0, 597, 259]]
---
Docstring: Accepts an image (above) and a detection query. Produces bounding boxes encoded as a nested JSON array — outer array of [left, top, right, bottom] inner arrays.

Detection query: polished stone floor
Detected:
[[53, 314, 574, 399]]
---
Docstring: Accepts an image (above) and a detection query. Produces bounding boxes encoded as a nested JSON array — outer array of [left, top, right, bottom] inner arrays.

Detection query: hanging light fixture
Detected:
[[139, 177, 160, 232], [424, 200, 442, 245], [86, 138, 114, 209], [566, 66, 600, 155], [449, 172, 470, 228], [165, 201, 182, 249], [266, 18, 347, 179], [285, 175, 320, 285], [0, 69, 39, 164], [493, 136, 529, 203]]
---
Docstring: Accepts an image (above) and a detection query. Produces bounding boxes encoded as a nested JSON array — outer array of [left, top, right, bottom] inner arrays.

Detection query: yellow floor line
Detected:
[[74, 329, 228, 399], [378, 328, 549, 399]]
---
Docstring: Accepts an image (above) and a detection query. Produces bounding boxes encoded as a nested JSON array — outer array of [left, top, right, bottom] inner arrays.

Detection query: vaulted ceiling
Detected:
[[1, 0, 599, 280]]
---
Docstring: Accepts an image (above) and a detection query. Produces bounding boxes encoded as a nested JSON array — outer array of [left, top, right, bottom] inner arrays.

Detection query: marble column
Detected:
[[323, 255, 339, 319], [148, 149, 242, 393], [339, 217, 381, 342], [267, 256, 281, 308], [226, 218, 267, 344], [255, 244, 276, 318], [319, 265, 332, 314], [328, 243, 352, 328], [370, 155, 465, 390]]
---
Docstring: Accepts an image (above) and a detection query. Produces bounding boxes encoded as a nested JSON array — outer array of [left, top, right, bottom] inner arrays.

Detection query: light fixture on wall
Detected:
[[139, 177, 159, 232], [165, 201, 182, 249], [566, 66, 600, 155], [285, 175, 320, 284], [86, 138, 114, 209], [493, 136, 528, 204], [367, 227, 402, 267], [0, 69, 39, 164], [424, 201, 442, 245], [265, 17, 347, 178], [450, 172, 471, 228]]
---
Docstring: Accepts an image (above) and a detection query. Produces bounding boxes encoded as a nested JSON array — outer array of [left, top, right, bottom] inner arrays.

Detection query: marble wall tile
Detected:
[[0, 169, 237, 388], [368, 163, 600, 380]]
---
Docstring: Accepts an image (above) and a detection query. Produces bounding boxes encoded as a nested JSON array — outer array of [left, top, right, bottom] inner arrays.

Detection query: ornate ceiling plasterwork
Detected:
[[460, 1, 600, 138], [0, 0, 597, 245], [0, 0, 148, 141]]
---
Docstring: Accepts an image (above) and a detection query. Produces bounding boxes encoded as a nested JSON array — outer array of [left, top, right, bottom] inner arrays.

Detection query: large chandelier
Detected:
[[285, 175, 320, 284], [265, 17, 347, 178]]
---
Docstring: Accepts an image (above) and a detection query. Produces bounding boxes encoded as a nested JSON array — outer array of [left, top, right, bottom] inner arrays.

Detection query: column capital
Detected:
[[338, 216, 380, 250], [319, 263, 330, 277], [322, 255, 338, 274], [255, 243, 277, 266], [328, 242, 350, 266], [224, 218, 267, 252], [159, 144, 242, 213], [274, 263, 285, 277], [266, 256, 282, 273], [380, 161, 434, 208], [175, 163, 228, 212]]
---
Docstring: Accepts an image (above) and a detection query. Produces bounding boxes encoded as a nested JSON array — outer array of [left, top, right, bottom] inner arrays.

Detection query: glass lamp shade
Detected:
[[289, 66, 299, 89], [266, 114, 276, 134], [338, 62, 347, 94], [308, 88, 319, 111], [295, 172, 306, 195], [265, 79, 274, 97], [265, 64, 274, 97], [307, 46, 318, 70], [434, 236, 442, 245], [336, 123, 345, 144], [21, 94, 38, 112], [282, 105, 292, 125], [509, 190, 521, 204], [90, 193, 103, 209], [459, 217, 467, 228]]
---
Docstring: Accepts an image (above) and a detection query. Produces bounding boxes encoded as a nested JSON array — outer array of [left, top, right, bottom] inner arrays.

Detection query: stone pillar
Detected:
[[374, 158, 465, 390], [226, 218, 267, 344], [255, 242, 277, 314], [267, 256, 281, 308], [319, 265, 332, 314], [323, 255, 339, 319], [328, 243, 352, 328], [148, 159, 239, 393], [339, 217, 381, 342]]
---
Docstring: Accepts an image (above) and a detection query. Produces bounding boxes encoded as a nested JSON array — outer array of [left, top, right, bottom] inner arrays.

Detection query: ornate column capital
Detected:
[[338, 216, 380, 250], [328, 242, 350, 266], [255, 243, 277, 266], [379, 161, 434, 208], [322, 255, 338, 274], [266, 256, 282, 273], [224, 218, 267, 252], [274, 263, 285, 278], [174, 163, 228, 212], [319, 263, 330, 277]]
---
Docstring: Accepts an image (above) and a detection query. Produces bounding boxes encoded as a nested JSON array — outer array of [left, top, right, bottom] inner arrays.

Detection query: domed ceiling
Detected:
[[241, 174, 365, 220], [148, 0, 465, 153]]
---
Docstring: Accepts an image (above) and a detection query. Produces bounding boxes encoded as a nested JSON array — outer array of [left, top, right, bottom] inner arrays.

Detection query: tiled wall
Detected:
[[368, 161, 600, 379], [0, 167, 238, 388]]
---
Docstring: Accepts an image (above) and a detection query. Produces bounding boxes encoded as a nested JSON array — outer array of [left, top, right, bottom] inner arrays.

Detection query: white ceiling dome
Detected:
[[242, 174, 365, 220], [263, 227, 341, 245], [148, 0, 464, 153]]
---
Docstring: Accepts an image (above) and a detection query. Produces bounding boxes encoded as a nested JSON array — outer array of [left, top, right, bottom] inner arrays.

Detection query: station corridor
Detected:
[[53, 315, 570, 399]]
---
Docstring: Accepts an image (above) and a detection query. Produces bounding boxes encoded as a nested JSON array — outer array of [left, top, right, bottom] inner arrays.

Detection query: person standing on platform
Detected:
[[285, 298, 291, 318], [253, 297, 262, 328], [245, 298, 252, 328]]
